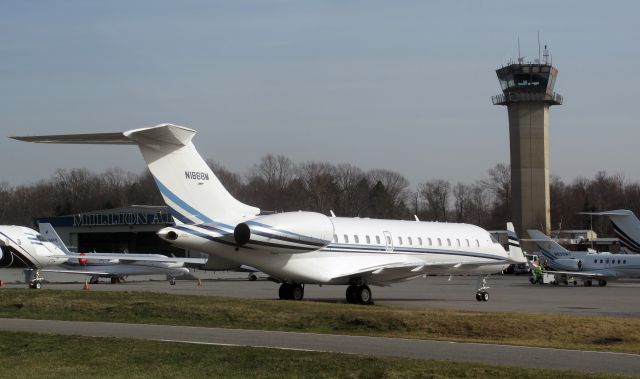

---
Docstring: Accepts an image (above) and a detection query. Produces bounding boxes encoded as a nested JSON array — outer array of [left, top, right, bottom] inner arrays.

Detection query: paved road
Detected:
[[3, 270, 640, 318], [1, 318, 639, 376]]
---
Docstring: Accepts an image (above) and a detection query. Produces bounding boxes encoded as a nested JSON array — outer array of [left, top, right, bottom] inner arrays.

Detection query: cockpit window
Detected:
[[489, 234, 499, 244]]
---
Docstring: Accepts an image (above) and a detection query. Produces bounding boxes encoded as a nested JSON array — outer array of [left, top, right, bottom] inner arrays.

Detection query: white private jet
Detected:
[[0, 222, 208, 288], [13, 123, 526, 303], [580, 209, 640, 254], [527, 229, 640, 286]]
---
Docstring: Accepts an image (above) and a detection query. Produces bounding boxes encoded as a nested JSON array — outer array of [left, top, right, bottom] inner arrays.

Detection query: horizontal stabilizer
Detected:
[[11, 132, 132, 144], [578, 210, 634, 217]]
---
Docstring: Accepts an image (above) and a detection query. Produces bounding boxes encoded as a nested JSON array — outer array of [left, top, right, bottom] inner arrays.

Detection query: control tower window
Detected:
[[499, 75, 515, 90], [514, 73, 548, 88]]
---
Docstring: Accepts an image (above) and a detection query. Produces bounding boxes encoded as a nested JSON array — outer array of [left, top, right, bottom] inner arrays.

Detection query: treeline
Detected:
[[1, 155, 639, 237]]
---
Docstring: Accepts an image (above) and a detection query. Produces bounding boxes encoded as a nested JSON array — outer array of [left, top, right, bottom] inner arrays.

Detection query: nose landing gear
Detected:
[[475, 275, 490, 302]]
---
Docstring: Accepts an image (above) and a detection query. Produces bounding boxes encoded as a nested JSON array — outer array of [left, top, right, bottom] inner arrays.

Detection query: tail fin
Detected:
[[37, 223, 71, 254], [526, 229, 568, 261], [580, 210, 640, 253], [506, 222, 527, 263], [14, 124, 260, 224]]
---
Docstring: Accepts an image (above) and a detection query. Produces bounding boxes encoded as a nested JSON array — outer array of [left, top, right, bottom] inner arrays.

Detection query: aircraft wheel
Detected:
[[278, 283, 293, 300], [170, 279, 176, 285], [356, 285, 372, 304], [248, 274, 257, 281], [598, 280, 607, 287], [475, 292, 483, 301], [346, 285, 358, 304], [584, 280, 592, 287], [291, 284, 304, 301], [482, 292, 489, 302]]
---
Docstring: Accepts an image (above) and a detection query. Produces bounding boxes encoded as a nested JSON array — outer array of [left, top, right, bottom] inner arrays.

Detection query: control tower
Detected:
[[492, 46, 562, 236]]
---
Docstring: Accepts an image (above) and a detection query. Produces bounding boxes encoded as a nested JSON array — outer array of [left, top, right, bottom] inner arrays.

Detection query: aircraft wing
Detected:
[[328, 260, 486, 285], [51, 253, 207, 265], [541, 268, 613, 278], [42, 268, 112, 276]]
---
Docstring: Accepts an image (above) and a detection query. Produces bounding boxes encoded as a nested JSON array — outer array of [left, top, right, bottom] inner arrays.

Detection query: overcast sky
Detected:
[[1, 1, 639, 188]]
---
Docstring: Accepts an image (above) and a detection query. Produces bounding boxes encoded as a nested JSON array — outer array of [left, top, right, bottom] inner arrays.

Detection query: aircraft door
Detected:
[[383, 231, 393, 253]]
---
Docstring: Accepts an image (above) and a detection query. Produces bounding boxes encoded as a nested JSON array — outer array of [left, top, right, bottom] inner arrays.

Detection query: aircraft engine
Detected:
[[234, 211, 334, 254], [554, 258, 583, 270], [0, 246, 27, 268]]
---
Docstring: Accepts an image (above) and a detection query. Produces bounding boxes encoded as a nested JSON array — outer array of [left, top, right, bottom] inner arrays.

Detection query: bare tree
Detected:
[[418, 179, 451, 221]]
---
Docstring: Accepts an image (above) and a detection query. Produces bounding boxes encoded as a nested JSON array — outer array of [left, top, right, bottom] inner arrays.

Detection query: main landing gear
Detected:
[[346, 284, 373, 304], [28, 270, 43, 289], [279, 283, 304, 301], [475, 275, 490, 302]]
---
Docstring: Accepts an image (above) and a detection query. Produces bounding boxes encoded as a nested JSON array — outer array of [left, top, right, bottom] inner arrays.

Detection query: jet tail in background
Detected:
[[38, 223, 71, 254], [580, 210, 640, 253], [506, 222, 527, 263], [526, 229, 570, 262]]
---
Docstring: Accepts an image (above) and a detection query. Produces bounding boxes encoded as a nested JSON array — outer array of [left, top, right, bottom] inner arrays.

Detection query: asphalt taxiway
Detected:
[[3, 271, 639, 318], [1, 318, 639, 376]]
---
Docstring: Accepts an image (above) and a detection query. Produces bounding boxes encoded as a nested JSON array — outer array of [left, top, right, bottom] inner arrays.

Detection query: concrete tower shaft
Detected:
[[493, 58, 562, 237]]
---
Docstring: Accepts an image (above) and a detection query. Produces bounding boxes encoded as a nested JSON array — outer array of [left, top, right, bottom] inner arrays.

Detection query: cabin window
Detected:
[[466, 239, 470, 247], [437, 238, 442, 246], [476, 239, 480, 247], [428, 238, 432, 246], [594, 259, 597, 263], [447, 238, 451, 247], [456, 238, 461, 247], [376, 236, 381, 244], [624, 260, 627, 264], [600, 259, 603, 263], [606, 259, 609, 263], [418, 237, 423, 246], [408, 237, 413, 245], [344, 234, 349, 243], [366, 235, 371, 244], [333, 234, 338, 243], [386, 235, 392, 245], [354, 235, 359, 244], [398, 237, 403, 245]]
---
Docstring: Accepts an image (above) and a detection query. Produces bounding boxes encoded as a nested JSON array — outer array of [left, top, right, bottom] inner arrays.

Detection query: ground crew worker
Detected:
[[533, 264, 544, 284]]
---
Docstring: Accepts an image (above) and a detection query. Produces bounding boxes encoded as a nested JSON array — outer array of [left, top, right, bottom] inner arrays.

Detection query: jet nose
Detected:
[[157, 227, 179, 242]]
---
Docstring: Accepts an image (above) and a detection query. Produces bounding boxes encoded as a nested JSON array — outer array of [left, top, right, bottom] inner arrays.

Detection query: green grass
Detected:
[[0, 331, 628, 379], [1, 289, 639, 354]]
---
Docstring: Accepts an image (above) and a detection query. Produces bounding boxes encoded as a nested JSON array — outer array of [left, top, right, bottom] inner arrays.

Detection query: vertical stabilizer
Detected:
[[506, 222, 526, 263], [527, 229, 569, 261], [583, 210, 640, 253], [123, 125, 260, 224], [38, 223, 71, 254]]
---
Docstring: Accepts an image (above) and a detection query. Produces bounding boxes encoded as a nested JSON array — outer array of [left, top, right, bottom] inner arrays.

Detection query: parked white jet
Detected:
[[527, 229, 640, 286], [13, 124, 526, 303], [580, 210, 640, 254], [0, 223, 206, 288], [38, 223, 201, 284]]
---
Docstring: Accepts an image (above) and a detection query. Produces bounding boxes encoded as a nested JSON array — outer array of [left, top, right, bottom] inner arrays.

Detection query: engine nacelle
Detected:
[[0, 247, 27, 268], [554, 258, 584, 270], [234, 211, 334, 254]]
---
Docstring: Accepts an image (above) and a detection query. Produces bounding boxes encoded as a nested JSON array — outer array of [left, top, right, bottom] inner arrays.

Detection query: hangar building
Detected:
[[35, 205, 189, 256]]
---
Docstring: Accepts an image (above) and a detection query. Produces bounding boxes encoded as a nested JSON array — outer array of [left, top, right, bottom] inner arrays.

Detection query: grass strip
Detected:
[[0, 331, 628, 379], [0, 289, 639, 354]]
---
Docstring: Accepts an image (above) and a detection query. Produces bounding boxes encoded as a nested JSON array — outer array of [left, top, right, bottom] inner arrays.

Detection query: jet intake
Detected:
[[234, 211, 334, 254]]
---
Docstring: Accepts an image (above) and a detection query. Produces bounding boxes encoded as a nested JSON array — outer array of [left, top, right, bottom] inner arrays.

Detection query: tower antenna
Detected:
[[517, 36, 523, 64], [537, 31, 541, 63]]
